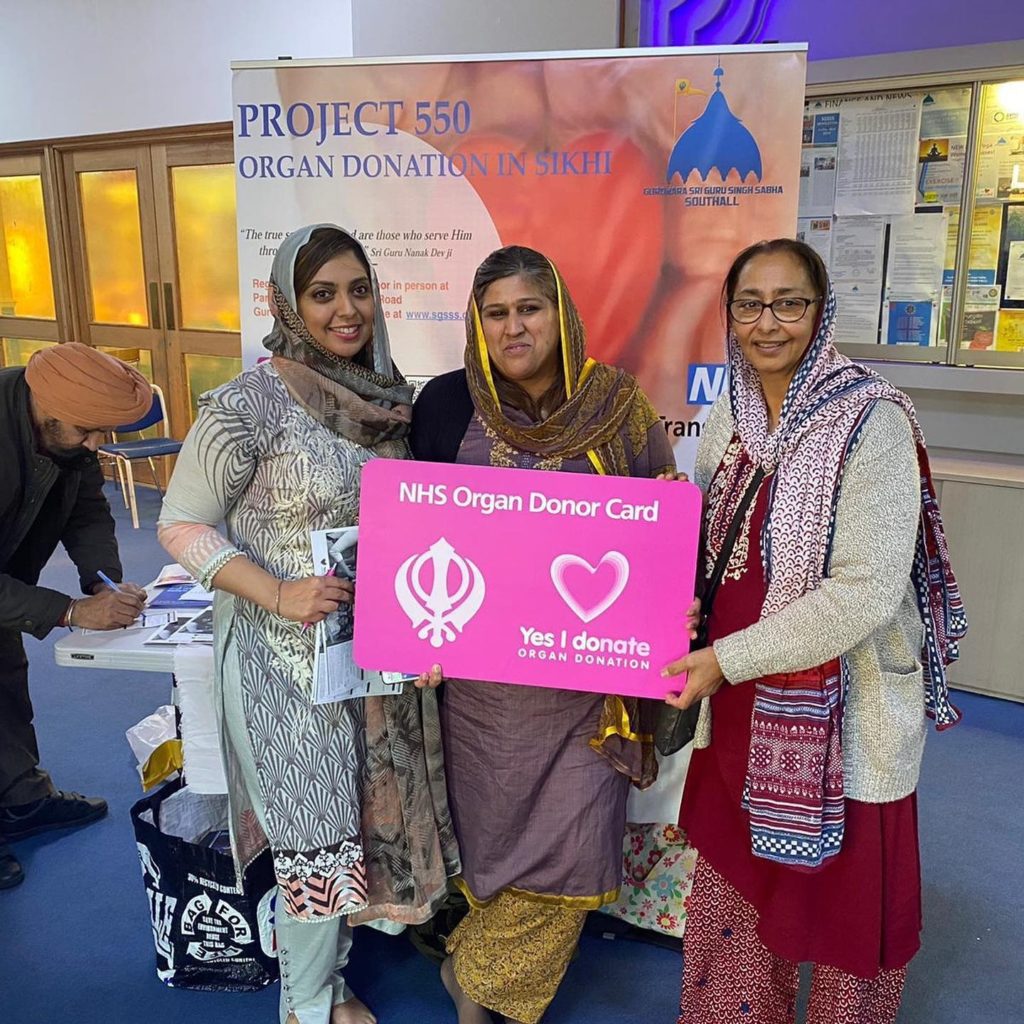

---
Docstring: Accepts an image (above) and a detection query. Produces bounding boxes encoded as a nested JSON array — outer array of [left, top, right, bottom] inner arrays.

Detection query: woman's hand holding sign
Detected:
[[662, 647, 724, 710], [662, 598, 720, 709], [683, 597, 701, 640], [415, 664, 445, 689]]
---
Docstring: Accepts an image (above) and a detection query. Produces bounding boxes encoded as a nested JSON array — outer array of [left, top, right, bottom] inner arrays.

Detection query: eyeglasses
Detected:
[[728, 296, 820, 324]]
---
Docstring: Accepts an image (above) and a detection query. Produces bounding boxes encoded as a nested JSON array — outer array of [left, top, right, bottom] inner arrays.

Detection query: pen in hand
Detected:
[[94, 570, 146, 629], [96, 570, 122, 592], [97, 571, 148, 604]]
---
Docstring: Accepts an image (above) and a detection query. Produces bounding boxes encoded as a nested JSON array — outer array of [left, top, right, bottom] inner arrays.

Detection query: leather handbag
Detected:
[[654, 466, 765, 756]]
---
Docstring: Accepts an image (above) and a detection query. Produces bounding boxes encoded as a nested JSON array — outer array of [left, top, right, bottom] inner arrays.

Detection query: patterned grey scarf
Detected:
[[262, 224, 413, 446]]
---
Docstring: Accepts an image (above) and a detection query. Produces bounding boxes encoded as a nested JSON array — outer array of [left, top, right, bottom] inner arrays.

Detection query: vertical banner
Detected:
[[232, 46, 806, 469]]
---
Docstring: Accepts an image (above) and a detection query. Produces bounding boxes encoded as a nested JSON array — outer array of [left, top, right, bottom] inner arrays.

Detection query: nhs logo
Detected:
[[686, 364, 727, 406]]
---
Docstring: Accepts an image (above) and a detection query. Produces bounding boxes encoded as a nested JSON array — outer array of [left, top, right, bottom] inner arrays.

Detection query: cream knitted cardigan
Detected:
[[694, 396, 927, 803]]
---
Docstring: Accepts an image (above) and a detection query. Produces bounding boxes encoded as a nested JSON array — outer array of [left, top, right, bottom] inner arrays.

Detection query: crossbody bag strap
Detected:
[[700, 466, 765, 625]]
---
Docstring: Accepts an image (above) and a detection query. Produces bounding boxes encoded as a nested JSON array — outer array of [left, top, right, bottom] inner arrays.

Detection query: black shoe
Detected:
[[0, 790, 108, 841], [0, 840, 24, 889]]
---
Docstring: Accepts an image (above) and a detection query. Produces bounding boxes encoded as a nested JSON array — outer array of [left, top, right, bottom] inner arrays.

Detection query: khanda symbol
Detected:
[[395, 538, 486, 648]]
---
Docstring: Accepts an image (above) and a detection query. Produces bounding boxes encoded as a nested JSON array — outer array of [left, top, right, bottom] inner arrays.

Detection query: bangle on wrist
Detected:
[[65, 598, 78, 628], [274, 581, 282, 616]]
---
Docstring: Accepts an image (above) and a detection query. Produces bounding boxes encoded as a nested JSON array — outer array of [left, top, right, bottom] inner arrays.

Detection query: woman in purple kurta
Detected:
[[410, 246, 674, 1024]]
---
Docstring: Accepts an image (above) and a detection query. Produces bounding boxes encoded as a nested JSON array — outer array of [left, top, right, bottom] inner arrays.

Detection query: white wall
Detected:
[[0, 0, 622, 143], [351, 0, 620, 57], [0, 0, 353, 143]]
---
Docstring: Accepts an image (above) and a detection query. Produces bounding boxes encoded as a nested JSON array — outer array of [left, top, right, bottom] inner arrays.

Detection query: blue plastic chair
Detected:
[[98, 384, 182, 529]]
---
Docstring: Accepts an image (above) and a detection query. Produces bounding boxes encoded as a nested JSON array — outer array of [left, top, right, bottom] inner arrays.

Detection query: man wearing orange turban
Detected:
[[0, 343, 152, 889]]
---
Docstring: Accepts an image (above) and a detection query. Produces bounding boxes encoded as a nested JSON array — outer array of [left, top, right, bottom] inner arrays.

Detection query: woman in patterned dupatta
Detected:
[[661, 238, 966, 1024], [410, 245, 675, 1024], [158, 224, 459, 1024]]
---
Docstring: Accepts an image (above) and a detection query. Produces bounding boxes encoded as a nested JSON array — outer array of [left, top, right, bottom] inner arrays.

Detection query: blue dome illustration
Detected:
[[668, 64, 762, 183]]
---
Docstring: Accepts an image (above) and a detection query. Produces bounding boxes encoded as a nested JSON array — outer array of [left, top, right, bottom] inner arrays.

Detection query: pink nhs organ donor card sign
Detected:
[[354, 460, 702, 699]]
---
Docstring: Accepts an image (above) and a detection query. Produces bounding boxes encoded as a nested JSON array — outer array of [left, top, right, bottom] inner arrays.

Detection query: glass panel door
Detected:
[[170, 163, 240, 332], [60, 138, 242, 439], [151, 139, 242, 434], [0, 153, 64, 355], [0, 174, 56, 320], [79, 169, 149, 326], [0, 338, 56, 367], [63, 146, 167, 422]]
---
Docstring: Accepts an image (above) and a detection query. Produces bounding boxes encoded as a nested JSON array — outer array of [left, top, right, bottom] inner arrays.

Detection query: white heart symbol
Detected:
[[549, 551, 630, 624]]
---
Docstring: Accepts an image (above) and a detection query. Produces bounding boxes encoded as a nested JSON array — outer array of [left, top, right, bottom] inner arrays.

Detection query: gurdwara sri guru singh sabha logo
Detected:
[[644, 61, 784, 206]]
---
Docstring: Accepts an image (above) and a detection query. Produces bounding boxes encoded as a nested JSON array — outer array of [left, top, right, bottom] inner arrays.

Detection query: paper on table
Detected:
[[176, 606, 214, 644], [179, 582, 214, 603], [145, 618, 195, 645], [77, 610, 176, 636], [154, 563, 196, 587], [146, 582, 213, 610]]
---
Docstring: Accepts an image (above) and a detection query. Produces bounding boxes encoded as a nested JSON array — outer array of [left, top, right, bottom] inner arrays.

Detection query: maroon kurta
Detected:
[[679, 450, 922, 978]]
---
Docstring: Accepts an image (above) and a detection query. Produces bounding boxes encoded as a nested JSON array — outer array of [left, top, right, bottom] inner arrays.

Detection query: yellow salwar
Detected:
[[447, 890, 588, 1024]]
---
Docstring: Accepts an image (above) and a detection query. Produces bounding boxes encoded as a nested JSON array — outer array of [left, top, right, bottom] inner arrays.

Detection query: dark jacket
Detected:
[[0, 367, 122, 639], [409, 369, 474, 464]]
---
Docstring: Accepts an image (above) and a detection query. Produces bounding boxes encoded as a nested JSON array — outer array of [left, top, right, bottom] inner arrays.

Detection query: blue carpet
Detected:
[[1, 483, 1022, 1023]]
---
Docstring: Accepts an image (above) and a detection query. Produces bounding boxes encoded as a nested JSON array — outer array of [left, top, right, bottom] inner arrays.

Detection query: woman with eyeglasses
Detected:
[[660, 238, 966, 1024]]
